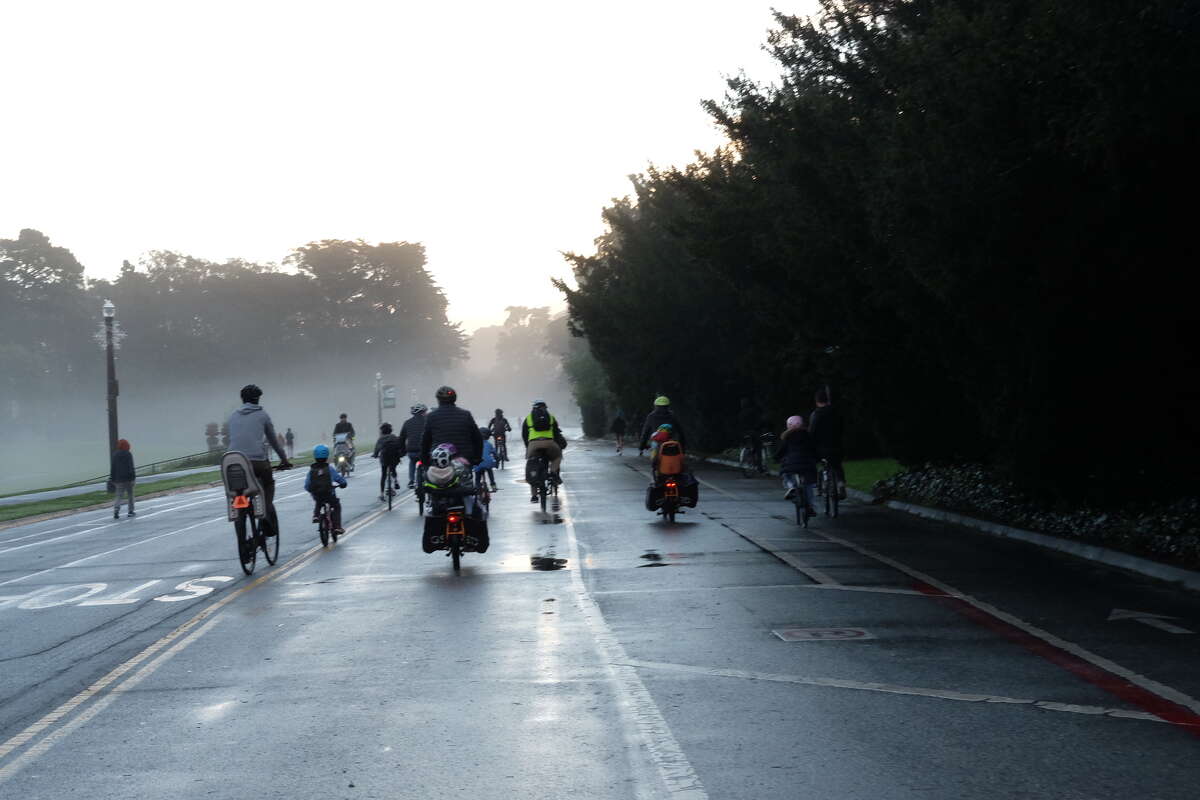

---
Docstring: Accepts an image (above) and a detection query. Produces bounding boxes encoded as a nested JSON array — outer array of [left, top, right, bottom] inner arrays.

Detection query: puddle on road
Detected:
[[531, 546, 569, 571]]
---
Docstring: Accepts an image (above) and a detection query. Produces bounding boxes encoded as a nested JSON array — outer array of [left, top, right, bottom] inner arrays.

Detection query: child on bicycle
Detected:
[[475, 427, 499, 492], [773, 415, 818, 520], [306, 444, 348, 535]]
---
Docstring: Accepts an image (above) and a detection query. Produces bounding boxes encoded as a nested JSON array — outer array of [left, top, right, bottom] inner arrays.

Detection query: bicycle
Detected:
[[495, 435, 508, 470], [784, 473, 815, 527], [384, 463, 399, 511], [817, 459, 840, 518], [526, 453, 556, 512], [220, 452, 290, 576], [316, 497, 339, 547], [739, 432, 776, 477]]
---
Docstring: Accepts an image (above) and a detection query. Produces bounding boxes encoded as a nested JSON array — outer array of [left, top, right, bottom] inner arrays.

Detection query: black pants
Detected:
[[312, 492, 342, 528], [379, 460, 399, 493]]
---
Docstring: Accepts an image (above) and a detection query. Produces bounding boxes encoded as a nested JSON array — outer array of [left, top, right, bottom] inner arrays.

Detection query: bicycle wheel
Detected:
[[739, 448, 755, 477], [387, 482, 394, 511], [331, 517, 340, 543], [235, 512, 256, 575], [450, 540, 462, 572], [795, 499, 804, 526], [539, 483, 547, 512], [830, 484, 839, 519], [259, 514, 279, 565], [415, 487, 424, 515], [319, 511, 329, 547]]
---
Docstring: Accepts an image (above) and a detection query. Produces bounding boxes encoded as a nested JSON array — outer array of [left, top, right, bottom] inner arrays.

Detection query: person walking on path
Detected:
[[285, 428, 295, 457], [110, 438, 136, 519], [610, 412, 627, 454]]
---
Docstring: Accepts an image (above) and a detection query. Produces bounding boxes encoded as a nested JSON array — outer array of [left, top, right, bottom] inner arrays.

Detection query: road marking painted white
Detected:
[[18, 584, 107, 610], [153, 576, 235, 602], [623, 660, 1167, 725], [0, 501, 389, 782], [560, 489, 708, 800], [1108, 608, 1193, 635], [78, 581, 165, 606]]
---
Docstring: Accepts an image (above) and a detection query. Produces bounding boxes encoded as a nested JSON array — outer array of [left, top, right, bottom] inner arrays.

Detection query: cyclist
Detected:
[[306, 444, 347, 535], [419, 386, 483, 467], [774, 415, 818, 520], [399, 403, 428, 488], [489, 409, 512, 441], [332, 413, 356, 469], [226, 384, 293, 533], [809, 388, 846, 499], [522, 400, 567, 502], [372, 422, 403, 501], [475, 426, 499, 491], [639, 396, 686, 454]]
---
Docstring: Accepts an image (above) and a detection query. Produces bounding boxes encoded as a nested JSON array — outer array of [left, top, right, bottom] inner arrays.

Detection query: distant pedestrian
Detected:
[[277, 432, 287, 455], [285, 427, 295, 457], [610, 412, 627, 454], [110, 438, 136, 519]]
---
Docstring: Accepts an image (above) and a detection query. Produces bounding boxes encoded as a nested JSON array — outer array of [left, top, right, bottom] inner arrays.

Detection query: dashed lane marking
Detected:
[[0, 502, 392, 783]]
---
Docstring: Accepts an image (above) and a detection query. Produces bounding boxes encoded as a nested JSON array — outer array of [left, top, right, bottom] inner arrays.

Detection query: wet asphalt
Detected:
[[1, 442, 1198, 799]]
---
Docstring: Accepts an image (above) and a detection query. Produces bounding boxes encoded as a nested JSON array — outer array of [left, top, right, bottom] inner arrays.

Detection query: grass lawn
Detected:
[[844, 458, 903, 493]]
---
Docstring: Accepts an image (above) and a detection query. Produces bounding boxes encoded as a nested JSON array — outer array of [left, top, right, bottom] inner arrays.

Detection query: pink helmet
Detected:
[[786, 415, 804, 430]]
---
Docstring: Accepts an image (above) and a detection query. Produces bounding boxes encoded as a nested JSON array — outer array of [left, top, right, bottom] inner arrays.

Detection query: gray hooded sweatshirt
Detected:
[[227, 403, 288, 461]]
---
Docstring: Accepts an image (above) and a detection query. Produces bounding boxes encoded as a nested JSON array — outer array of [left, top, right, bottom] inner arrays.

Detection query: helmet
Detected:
[[240, 384, 262, 403], [532, 399, 547, 408], [436, 386, 457, 404], [313, 444, 329, 459], [479, 426, 492, 439], [410, 403, 427, 415], [786, 415, 804, 430], [494, 408, 503, 417], [430, 443, 456, 469], [339, 413, 348, 419], [658, 423, 673, 431], [380, 422, 393, 434], [654, 395, 670, 407]]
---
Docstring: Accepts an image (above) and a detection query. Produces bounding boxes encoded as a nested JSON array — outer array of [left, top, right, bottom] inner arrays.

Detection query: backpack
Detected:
[[381, 435, 403, 463], [657, 440, 685, 475], [309, 463, 333, 494], [531, 406, 551, 431]]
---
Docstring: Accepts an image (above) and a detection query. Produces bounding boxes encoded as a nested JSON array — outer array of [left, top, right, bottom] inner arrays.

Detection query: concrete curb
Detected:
[[703, 457, 1200, 592]]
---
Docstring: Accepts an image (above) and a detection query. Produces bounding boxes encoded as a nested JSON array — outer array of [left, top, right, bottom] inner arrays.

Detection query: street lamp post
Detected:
[[103, 300, 119, 456], [375, 372, 383, 428]]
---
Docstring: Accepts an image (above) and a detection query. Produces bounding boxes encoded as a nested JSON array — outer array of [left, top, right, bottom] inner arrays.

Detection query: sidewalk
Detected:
[[0, 466, 219, 507]]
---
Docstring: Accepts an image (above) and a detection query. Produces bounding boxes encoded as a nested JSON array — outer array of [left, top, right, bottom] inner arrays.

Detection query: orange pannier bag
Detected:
[[657, 440, 685, 476]]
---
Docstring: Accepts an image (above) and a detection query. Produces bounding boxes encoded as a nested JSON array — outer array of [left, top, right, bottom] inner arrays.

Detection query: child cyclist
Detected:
[[306, 445, 348, 535], [475, 427, 499, 492], [773, 415, 818, 521]]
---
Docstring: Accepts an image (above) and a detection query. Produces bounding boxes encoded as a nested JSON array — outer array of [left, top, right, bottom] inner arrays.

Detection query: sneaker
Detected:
[[334, 527, 345, 535], [407, 481, 414, 489], [312, 515, 320, 523], [490, 484, 499, 492], [128, 511, 136, 517], [530, 495, 538, 503], [784, 488, 797, 500], [379, 494, 386, 502], [113, 512, 120, 520]]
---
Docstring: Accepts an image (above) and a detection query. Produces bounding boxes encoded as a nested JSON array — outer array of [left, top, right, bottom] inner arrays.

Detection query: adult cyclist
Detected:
[[226, 384, 293, 533], [639, 396, 687, 454], [419, 386, 483, 467], [372, 422, 403, 501], [809, 387, 846, 499], [399, 403, 428, 488], [522, 400, 567, 502], [332, 413, 356, 468]]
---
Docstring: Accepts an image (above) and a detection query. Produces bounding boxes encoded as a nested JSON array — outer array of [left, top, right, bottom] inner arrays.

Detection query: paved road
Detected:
[[1, 443, 1198, 798]]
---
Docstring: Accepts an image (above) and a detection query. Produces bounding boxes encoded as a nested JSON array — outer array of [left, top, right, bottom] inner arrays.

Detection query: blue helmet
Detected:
[[313, 444, 330, 460]]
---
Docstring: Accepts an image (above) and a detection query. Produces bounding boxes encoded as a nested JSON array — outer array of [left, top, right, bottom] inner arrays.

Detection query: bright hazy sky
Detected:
[[1, 1, 816, 331]]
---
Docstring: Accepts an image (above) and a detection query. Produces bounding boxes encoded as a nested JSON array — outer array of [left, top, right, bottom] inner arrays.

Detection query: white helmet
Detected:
[[430, 444, 454, 469]]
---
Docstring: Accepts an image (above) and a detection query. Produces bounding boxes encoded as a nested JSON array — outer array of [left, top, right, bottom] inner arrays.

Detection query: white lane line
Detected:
[[0, 502, 390, 782], [560, 489, 709, 800], [813, 528, 1200, 718], [623, 660, 1167, 725], [0, 489, 312, 589]]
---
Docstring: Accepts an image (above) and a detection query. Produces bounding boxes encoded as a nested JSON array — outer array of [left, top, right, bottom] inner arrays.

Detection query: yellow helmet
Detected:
[[654, 396, 670, 407]]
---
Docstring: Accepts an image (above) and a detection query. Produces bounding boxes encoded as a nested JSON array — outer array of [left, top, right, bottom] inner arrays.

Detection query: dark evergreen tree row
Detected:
[[558, 0, 1199, 501]]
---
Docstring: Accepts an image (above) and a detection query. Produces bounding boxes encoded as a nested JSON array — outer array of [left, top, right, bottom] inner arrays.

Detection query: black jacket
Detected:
[[610, 416, 627, 435], [809, 405, 843, 457], [774, 428, 818, 480], [420, 404, 484, 465], [639, 408, 686, 450], [399, 412, 427, 454], [110, 450, 135, 482], [333, 420, 355, 438], [373, 433, 401, 464]]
